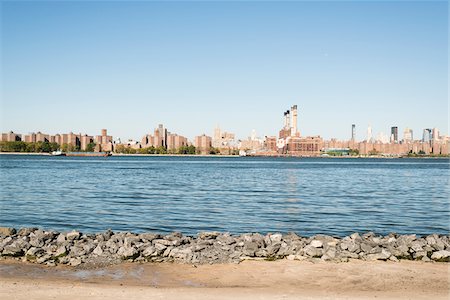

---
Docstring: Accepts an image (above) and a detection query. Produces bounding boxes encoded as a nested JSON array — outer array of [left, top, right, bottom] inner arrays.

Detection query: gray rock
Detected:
[[242, 242, 258, 257], [56, 234, 66, 244], [197, 232, 220, 240], [366, 249, 391, 261], [118, 246, 138, 260], [66, 231, 81, 241], [304, 245, 323, 257], [55, 246, 67, 257], [93, 245, 103, 256], [310, 240, 323, 248], [69, 257, 82, 266], [269, 233, 282, 244], [142, 246, 157, 257], [430, 250, 450, 262]]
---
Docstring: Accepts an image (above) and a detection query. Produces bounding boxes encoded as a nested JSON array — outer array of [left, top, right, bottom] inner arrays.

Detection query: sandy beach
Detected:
[[0, 259, 448, 300]]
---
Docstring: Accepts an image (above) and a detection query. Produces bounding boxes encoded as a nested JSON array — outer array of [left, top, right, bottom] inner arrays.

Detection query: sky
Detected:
[[0, 0, 448, 142]]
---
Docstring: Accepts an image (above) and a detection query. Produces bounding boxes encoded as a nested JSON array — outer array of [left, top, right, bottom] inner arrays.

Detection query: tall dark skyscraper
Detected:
[[351, 124, 356, 141], [391, 126, 398, 143]]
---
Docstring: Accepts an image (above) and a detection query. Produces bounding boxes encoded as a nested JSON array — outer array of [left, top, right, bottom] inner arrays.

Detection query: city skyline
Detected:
[[1, 1, 448, 141]]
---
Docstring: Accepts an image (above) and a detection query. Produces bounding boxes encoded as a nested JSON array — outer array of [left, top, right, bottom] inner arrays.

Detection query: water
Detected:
[[0, 155, 449, 236]]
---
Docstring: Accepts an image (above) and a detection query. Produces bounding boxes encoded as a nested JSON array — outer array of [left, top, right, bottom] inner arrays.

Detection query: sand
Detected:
[[0, 259, 449, 299]]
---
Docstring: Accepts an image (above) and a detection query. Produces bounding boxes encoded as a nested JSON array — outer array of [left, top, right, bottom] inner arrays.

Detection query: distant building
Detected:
[[432, 128, 440, 141], [351, 124, 356, 142], [423, 129, 432, 143], [194, 134, 212, 155], [0, 131, 21, 142], [391, 127, 398, 143], [95, 129, 113, 152], [403, 127, 413, 143], [367, 125, 372, 142]]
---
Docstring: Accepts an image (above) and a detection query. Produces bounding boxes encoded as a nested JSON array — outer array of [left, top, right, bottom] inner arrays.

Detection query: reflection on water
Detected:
[[0, 155, 449, 236]]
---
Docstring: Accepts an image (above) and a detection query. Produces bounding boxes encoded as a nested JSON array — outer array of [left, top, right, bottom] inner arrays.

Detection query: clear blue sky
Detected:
[[1, 0, 448, 142]]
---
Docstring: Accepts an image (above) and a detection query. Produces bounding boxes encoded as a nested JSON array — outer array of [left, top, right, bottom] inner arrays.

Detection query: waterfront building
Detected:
[[80, 134, 94, 151], [167, 133, 188, 151], [94, 129, 113, 152], [0, 131, 21, 142], [194, 134, 212, 155]]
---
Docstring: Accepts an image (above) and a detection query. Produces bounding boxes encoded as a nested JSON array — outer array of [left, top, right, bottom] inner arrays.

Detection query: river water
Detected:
[[0, 155, 448, 236]]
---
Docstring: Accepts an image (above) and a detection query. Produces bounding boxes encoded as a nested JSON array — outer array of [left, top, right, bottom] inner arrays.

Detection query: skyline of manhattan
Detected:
[[0, 1, 448, 141]]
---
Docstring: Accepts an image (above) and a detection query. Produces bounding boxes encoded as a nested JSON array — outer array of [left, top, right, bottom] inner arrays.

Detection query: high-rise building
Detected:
[[403, 128, 413, 143], [351, 124, 356, 141], [390, 127, 398, 143], [432, 128, 440, 141], [291, 105, 298, 136], [194, 134, 212, 155], [367, 125, 372, 142], [423, 129, 432, 142]]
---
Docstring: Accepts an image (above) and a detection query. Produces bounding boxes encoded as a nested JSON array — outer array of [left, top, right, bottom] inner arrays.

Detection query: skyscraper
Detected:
[[351, 124, 356, 141], [367, 125, 372, 142], [391, 127, 398, 143], [403, 127, 413, 142], [423, 129, 432, 142]]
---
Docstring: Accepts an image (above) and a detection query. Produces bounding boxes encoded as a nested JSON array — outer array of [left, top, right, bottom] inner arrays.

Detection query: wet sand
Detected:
[[0, 259, 449, 299]]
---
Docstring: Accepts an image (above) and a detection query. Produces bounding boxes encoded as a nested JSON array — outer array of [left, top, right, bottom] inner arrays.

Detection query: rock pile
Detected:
[[0, 227, 449, 267]]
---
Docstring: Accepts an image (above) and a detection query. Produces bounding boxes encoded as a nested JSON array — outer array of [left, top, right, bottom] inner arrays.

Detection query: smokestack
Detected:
[[283, 111, 288, 128], [286, 110, 290, 129], [291, 105, 298, 136]]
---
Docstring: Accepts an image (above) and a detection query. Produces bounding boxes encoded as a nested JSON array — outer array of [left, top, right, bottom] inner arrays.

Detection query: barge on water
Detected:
[[66, 152, 111, 157]]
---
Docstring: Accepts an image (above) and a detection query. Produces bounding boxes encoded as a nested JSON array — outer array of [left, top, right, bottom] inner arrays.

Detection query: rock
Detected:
[[266, 242, 281, 256], [0, 227, 16, 237], [66, 231, 81, 241], [360, 243, 373, 253], [152, 239, 172, 246], [37, 254, 51, 264], [304, 245, 323, 257], [242, 242, 258, 257], [69, 257, 82, 266], [350, 233, 361, 240], [413, 251, 427, 260], [389, 256, 399, 262], [430, 250, 450, 262], [269, 233, 282, 244], [56, 234, 66, 244], [118, 247, 138, 260], [93, 245, 103, 256], [142, 246, 157, 257], [2, 243, 24, 256], [366, 249, 391, 261], [197, 232, 220, 240], [310, 240, 323, 248], [17, 228, 36, 236], [54, 246, 67, 257], [139, 233, 160, 242]]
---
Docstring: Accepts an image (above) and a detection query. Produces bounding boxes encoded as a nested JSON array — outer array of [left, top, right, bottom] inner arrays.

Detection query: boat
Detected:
[[66, 152, 111, 157], [50, 151, 65, 156]]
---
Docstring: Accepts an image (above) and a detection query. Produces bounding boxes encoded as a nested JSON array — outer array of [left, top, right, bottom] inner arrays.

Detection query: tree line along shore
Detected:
[[0, 227, 449, 267], [1, 141, 449, 157], [0, 141, 230, 155]]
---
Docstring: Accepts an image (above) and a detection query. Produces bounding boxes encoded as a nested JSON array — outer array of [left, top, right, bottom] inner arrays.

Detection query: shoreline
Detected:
[[1, 227, 449, 268], [1, 259, 448, 300], [0, 151, 448, 158]]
